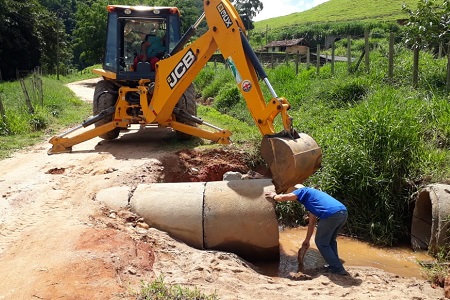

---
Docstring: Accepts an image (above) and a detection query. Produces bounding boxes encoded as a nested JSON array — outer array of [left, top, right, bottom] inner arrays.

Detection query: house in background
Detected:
[[264, 38, 309, 55]]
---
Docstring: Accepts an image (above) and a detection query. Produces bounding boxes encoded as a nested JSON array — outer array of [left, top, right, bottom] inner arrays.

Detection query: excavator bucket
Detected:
[[261, 132, 322, 193]]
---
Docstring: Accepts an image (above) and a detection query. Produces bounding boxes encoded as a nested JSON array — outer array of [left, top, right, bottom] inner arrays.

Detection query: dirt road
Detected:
[[0, 78, 445, 299]]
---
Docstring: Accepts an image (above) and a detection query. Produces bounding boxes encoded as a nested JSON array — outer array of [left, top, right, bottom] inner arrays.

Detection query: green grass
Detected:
[[45, 64, 102, 84], [0, 72, 93, 159], [421, 246, 450, 288], [138, 276, 219, 300], [254, 0, 418, 31]]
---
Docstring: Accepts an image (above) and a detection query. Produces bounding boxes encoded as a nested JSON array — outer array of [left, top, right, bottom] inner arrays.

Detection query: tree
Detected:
[[35, 0, 75, 74], [39, 13, 73, 75], [155, 0, 263, 31], [0, 0, 60, 80], [402, 0, 450, 52], [231, 0, 263, 30], [73, 0, 109, 67], [154, 0, 202, 33], [39, 0, 77, 35]]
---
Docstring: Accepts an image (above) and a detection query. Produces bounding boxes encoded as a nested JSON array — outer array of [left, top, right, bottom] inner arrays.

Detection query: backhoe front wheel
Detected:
[[93, 80, 120, 140], [175, 84, 197, 141]]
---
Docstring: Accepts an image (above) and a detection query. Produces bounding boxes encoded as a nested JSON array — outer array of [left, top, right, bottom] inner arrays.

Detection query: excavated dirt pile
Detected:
[[160, 148, 267, 182]]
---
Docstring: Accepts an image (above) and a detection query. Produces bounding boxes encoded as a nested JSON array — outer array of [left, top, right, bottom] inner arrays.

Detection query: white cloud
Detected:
[[253, 0, 330, 21]]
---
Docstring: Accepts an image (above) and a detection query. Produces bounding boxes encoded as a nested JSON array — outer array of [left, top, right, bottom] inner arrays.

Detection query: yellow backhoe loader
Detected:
[[48, 0, 322, 193]]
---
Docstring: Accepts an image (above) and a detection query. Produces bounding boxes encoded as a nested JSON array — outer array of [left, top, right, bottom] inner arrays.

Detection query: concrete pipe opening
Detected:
[[411, 184, 450, 253], [130, 179, 280, 262]]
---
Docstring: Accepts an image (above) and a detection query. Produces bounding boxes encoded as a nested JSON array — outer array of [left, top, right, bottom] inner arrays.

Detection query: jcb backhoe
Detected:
[[48, 0, 322, 193]]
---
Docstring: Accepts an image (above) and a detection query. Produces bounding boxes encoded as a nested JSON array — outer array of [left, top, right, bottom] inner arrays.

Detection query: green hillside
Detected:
[[254, 0, 418, 32]]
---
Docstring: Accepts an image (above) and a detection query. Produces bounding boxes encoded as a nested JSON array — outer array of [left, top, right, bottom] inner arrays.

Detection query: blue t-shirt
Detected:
[[293, 187, 346, 219], [145, 35, 166, 58]]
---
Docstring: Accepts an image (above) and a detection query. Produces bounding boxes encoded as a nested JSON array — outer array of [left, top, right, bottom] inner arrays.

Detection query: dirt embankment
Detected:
[[0, 78, 445, 299]]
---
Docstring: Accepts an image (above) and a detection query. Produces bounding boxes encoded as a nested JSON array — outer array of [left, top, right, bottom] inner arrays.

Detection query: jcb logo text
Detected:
[[167, 49, 196, 89]]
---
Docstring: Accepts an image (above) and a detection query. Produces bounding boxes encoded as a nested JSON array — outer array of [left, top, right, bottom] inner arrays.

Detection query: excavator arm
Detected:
[[146, 0, 322, 192], [148, 0, 288, 136]]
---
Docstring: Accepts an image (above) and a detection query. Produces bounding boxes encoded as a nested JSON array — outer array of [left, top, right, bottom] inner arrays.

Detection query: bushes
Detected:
[[0, 75, 91, 159], [0, 79, 69, 136], [318, 78, 369, 108], [198, 67, 234, 99], [213, 83, 241, 114], [317, 87, 424, 245]]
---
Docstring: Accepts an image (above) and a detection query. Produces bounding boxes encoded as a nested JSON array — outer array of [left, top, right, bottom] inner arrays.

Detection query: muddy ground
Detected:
[[0, 78, 446, 299]]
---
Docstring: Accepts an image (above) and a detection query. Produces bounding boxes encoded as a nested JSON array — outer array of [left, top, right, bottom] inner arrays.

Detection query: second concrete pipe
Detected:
[[130, 179, 279, 261]]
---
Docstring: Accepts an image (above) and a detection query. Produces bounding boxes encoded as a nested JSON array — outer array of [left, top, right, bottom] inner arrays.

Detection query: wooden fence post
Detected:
[[37, 77, 43, 106], [0, 94, 6, 124], [316, 44, 321, 75], [347, 35, 352, 74], [364, 30, 370, 72], [295, 51, 299, 75], [354, 49, 366, 72], [388, 32, 394, 79], [19, 78, 34, 114], [331, 41, 336, 75], [306, 47, 310, 69], [447, 43, 450, 94], [413, 46, 419, 88]]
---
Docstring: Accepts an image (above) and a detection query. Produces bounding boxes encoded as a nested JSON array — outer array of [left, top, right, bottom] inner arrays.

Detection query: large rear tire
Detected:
[[93, 80, 120, 140], [175, 84, 197, 140]]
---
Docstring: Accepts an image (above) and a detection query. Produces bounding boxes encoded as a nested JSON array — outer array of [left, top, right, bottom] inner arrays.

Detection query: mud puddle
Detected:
[[256, 227, 431, 279]]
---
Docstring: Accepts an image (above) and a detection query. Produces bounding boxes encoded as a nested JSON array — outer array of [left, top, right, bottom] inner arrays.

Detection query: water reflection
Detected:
[[256, 226, 432, 278]]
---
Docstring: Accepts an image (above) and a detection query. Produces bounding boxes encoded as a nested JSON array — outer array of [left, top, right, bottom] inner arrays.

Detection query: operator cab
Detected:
[[100, 5, 182, 81]]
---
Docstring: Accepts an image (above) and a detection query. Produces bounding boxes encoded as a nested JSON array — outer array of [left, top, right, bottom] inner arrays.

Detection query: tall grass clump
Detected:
[[316, 77, 369, 108], [193, 64, 217, 92], [213, 82, 242, 114], [197, 66, 235, 99], [0, 75, 91, 159], [315, 87, 425, 245], [138, 276, 219, 300], [421, 238, 450, 289]]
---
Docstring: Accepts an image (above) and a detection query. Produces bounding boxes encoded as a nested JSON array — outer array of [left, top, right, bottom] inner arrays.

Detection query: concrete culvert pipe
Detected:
[[411, 184, 450, 253], [130, 179, 279, 261]]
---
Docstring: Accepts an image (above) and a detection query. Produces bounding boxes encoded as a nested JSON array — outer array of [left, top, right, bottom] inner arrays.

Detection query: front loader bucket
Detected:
[[261, 133, 322, 193]]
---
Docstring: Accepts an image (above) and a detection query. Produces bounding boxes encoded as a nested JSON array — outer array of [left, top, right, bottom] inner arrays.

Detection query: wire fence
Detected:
[[212, 31, 450, 93]]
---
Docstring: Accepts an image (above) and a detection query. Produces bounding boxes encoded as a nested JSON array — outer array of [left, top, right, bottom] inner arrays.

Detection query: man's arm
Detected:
[[302, 212, 316, 249], [141, 41, 151, 60], [264, 191, 297, 202]]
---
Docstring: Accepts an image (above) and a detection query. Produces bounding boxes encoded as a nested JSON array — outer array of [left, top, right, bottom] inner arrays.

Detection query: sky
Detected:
[[253, 0, 330, 21]]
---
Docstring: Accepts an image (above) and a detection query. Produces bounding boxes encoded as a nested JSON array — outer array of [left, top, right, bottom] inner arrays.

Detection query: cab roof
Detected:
[[106, 5, 180, 16]]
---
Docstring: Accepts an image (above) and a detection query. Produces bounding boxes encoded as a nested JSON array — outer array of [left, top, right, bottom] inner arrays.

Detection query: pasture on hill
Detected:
[[253, 0, 418, 31]]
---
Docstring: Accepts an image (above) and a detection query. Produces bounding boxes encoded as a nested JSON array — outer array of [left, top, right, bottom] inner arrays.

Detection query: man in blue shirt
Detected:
[[133, 33, 166, 71], [265, 185, 349, 276]]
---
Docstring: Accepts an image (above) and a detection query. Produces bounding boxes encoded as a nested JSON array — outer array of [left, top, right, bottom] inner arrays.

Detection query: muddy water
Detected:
[[257, 227, 432, 279]]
